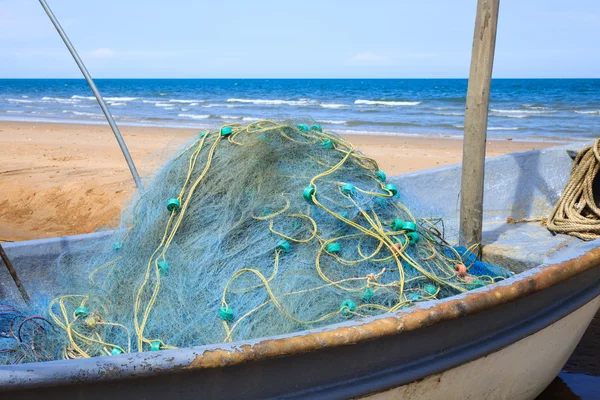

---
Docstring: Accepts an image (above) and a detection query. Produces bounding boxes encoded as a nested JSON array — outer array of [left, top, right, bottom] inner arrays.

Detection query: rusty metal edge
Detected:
[[185, 246, 600, 369]]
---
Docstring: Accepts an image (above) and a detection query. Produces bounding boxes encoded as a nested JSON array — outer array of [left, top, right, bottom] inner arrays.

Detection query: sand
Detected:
[[0, 121, 564, 242]]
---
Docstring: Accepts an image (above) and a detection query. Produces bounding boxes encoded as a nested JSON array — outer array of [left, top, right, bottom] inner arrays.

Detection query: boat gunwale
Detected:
[[183, 244, 600, 369], [1, 234, 598, 380]]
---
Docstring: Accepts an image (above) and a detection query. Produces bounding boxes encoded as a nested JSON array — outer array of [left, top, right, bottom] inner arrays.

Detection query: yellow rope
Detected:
[[48, 122, 489, 352]]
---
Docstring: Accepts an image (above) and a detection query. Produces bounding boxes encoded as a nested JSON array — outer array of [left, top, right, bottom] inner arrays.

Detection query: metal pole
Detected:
[[459, 0, 500, 255], [0, 244, 30, 304], [38, 0, 142, 188]]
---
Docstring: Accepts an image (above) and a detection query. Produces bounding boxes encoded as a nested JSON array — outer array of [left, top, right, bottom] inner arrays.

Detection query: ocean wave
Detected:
[[142, 100, 160, 104], [434, 112, 464, 116], [345, 120, 421, 128], [202, 104, 228, 108], [168, 99, 204, 104], [155, 103, 172, 107], [317, 120, 347, 125], [521, 104, 550, 110], [490, 108, 555, 114], [354, 99, 421, 106], [41, 96, 80, 104], [219, 115, 243, 120], [488, 127, 519, 131], [226, 98, 311, 106], [178, 113, 210, 119], [71, 95, 137, 101], [7, 98, 34, 103], [242, 117, 261, 121], [574, 110, 600, 115], [65, 110, 103, 117], [108, 102, 126, 106], [320, 103, 347, 109], [490, 112, 529, 119], [6, 110, 25, 114], [105, 97, 137, 101]]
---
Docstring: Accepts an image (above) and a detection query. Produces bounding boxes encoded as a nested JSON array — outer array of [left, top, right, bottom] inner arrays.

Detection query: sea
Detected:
[[0, 78, 599, 140]]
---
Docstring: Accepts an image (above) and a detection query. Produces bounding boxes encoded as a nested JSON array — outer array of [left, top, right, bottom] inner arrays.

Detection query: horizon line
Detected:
[[1, 77, 599, 80]]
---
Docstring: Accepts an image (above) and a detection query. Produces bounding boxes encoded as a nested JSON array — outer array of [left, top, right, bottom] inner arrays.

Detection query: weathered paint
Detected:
[[363, 296, 600, 400]]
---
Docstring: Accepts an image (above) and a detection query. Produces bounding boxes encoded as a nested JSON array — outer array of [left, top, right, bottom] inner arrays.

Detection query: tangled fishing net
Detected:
[[1, 121, 512, 364]]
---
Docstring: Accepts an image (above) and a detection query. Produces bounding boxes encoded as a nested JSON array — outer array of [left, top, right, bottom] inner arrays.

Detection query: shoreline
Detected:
[[0, 120, 567, 242], [0, 116, 584, 144]]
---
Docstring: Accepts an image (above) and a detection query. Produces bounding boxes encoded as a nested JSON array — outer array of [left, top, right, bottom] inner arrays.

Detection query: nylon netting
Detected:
[[0, 121, 512, 364]]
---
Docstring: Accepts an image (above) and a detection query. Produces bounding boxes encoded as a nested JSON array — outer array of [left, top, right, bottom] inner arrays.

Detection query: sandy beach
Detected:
[[0, 121, 563, 242]]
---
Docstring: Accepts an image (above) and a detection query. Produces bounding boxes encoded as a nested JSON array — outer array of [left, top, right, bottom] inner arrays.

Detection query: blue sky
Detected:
[[1, 0, 599, 78]]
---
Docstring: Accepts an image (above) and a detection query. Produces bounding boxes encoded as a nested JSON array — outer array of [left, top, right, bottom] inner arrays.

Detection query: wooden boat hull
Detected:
[[0, 143, 598, 399]]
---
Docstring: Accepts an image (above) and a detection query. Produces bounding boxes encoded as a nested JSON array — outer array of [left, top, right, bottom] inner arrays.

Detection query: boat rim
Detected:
[[2, 233, 598, 374], [183, 243, 600, 369]]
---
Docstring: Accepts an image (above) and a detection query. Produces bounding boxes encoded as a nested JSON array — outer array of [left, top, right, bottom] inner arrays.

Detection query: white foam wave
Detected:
[[108, 102, 126, 106], [168, 99, 204, 104], [67, 110, 103, 117], [320, 103, 347, 109], [6, 110, 24, 114], [434, 112, 464, 116], [355, 99, 421, 106], [155, 103, 172, 107], [242, 117, 261, 121], [142, 100, 160, 104], [71, 95, 136, 101], [8, 99, 34, 103], [178, 113, 210, 119], [220, 115, 243, 120], [317, 120, 347, 125], [522, 105, 551, 110], [574, 110, 600, 115], [42, 96, 79, 104], [104, 97, 138, 101], [490, 108, 554, 114], [202, 104, 228, 108], [22, 96, 29, 98], [488, 127, 519, 131], [227, 98, 310, 106], [490, 112, 529, 119]]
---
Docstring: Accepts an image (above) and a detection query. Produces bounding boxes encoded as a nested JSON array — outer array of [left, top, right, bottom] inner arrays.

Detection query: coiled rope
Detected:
[[547, 139, 600, 240]]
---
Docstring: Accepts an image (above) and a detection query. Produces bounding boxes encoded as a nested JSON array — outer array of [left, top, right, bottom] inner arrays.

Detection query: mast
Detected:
[[38, 0, 142, 188], [459, 0, 500, 255]]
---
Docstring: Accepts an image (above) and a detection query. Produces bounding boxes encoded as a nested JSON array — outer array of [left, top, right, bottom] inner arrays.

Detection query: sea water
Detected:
[[0, 78, 599, 139]]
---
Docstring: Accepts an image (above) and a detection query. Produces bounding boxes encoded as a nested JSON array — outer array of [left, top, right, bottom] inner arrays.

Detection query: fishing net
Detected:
[[0, 121, 512, 364]]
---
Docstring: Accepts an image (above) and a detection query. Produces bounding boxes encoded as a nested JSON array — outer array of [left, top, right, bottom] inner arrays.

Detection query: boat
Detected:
[[1, 142, 598, 399]]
